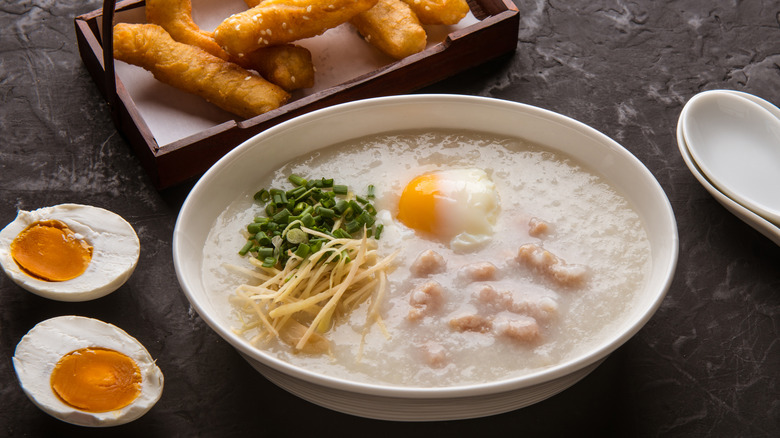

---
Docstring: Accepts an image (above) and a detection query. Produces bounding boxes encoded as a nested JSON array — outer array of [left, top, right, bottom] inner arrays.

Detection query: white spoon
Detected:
[[676, 96, 780, 247], [682, 90, 780, 226]]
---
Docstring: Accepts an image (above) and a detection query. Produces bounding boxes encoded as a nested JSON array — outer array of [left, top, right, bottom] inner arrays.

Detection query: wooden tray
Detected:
[[75, 0, 519, 188]]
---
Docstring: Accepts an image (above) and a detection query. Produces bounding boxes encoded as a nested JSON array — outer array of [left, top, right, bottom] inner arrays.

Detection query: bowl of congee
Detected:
[[173, 94, 678, 421]]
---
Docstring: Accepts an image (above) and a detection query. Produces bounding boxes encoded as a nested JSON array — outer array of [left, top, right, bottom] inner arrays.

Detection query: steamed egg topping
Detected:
[[397, 168, 500, 251], [11, 220, 93, 282]]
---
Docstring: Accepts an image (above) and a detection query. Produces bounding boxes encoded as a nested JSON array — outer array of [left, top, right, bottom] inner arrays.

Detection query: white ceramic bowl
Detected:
[[173, 95, 678, 421]]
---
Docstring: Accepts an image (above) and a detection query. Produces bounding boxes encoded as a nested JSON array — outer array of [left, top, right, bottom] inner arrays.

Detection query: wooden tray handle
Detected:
[[102, 0, 118, 121]]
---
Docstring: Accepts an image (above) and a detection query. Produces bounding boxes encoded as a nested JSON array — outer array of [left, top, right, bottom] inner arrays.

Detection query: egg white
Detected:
[[434, 168, 500, 252], [0, 204, 140, 302], [12, 315, 164, 427]]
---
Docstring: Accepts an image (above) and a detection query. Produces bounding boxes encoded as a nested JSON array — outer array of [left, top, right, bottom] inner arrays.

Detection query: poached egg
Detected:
[[397, 168, 500, 251]]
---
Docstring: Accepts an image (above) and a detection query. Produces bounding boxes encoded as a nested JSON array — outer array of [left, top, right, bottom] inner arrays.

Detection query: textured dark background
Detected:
[[1, 0, 779, 436]]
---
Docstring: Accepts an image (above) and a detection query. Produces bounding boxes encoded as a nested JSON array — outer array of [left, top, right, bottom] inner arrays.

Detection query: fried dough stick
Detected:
[[350, 0, 427, 59], [113, 23, 289, 119], [241, 45, 314, 90], [146, 0, 314, 90], [245, 0, 425, 60], [400, 0, 469, 25], [214, 0, 379, 56], [145, 0, 225, 57]]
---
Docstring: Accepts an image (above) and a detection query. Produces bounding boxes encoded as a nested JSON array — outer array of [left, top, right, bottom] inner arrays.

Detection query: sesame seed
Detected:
[[282, 22, 288, 29], [306, 5, 312, 12], [303, 15, 309, 20], [267, 29, 272, 35], [291, 76, 296, 83], [245, 76, 251, 81]]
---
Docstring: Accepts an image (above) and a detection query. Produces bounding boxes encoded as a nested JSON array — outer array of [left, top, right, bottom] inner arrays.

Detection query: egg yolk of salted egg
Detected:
[[397, 168, 500, 249], [10, 220, 93, 282], [50, 347, 142, 413]]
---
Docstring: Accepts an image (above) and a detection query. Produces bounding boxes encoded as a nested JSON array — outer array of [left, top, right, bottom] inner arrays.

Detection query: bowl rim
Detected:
[[173, 94, 679, 399]]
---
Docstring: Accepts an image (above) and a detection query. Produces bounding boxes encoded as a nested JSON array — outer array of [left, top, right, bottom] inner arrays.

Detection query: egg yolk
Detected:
[[50, 347, 142, 413], [10, 220, 93, 282], [397, 173, 440, 235]]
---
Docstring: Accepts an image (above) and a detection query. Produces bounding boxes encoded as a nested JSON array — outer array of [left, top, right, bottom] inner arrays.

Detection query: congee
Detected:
[[201, 130, 651, 387]]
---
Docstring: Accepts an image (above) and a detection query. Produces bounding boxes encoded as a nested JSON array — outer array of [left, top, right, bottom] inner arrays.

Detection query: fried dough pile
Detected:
[[113, 0, 470, 119]]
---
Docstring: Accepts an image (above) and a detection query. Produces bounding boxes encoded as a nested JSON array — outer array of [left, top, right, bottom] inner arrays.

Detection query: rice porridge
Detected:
[[202, 130, 652, 387]]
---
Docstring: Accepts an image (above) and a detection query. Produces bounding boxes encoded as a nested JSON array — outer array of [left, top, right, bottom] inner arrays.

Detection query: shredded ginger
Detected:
[[230, 227, 395, 354]]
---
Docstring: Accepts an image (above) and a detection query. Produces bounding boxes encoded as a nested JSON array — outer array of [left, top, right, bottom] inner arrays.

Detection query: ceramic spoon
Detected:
[[681, 90, 780, 226], [676, 91, 780, 246]]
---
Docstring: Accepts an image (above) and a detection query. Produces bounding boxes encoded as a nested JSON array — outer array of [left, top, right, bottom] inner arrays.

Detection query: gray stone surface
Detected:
[[1, 0, 778, 436]]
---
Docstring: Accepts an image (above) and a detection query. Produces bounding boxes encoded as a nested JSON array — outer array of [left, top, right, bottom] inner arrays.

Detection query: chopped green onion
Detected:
[[262, 256, 276, 268], [257, 247, 274, 258], [345, 220, 361, 234], [349, 200, 363, 216], [254, 189, 270, 203], [317, 207, 335, 218], [286, 228, 308, 244], [255, 231, 271, 246], [287, 186, 306, 199], [294, 243, 311, 258], [374, 224, 384, 239], [272, 208, 291, 223], [301, 213, 315, 228], [310, 239, 324, 253], [239, 241, 253, 256], [288, 174, 308, 187], [292, 201, 308, 215], [333, 229, 351, 239], [320, 197, 336, 209], [333, 200, 349, 215], [358, 211, 375, 227], [241, 176, 382, 264]]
